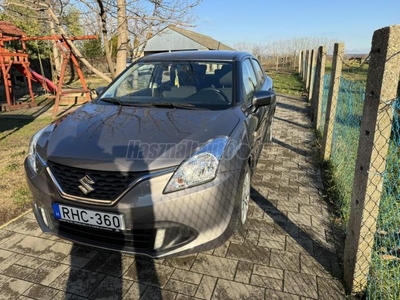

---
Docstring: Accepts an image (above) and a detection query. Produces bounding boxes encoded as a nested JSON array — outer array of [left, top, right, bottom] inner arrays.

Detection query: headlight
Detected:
[[164, 137, 228, 193], [27, 125, 53, 174]]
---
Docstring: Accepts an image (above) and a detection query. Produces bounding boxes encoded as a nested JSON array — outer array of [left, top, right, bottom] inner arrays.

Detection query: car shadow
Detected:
[[274, 116, 311, 130], [272, 137, 311, 157], [250, 186, 343, 282], [64, 244, 161, 298], [276, 101, 309, 114], [276, 93, 307, 102]]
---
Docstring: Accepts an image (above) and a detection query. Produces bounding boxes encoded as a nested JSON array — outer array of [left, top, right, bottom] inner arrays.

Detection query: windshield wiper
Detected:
[[151, 102, 207, 110], [100, 99, 206, 110], [101, 99, 155, 107], [100, 97, 125, 105]]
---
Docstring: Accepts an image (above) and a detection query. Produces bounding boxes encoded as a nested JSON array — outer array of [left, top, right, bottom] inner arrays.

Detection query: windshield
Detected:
[[98, 60, 234, 110]]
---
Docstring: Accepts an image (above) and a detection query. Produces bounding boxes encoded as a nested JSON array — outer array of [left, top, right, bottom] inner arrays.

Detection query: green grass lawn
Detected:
[[0, 116, 52, 225], [266, 70, 305, 96]]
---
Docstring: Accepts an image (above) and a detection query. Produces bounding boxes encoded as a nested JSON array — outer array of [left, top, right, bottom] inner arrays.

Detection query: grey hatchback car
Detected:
[[25, 50, 276, 258]]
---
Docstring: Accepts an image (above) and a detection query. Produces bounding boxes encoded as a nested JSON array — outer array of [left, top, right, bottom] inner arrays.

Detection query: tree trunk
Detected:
[[46, 4, 112, 83], [97, 0, 115, 79], [49, 18, 61, 83], [115, 0, 128, 76]]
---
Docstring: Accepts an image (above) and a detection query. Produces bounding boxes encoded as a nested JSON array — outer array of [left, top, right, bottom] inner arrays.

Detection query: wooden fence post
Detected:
[[308, 49, 316, 101], [321, 43, 344, 161], [343, 25, 400, 294], [311, 46, 326, 129]]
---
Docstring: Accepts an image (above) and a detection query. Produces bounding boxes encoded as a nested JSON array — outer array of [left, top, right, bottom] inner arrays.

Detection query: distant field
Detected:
[[325, 60, 369, 82]]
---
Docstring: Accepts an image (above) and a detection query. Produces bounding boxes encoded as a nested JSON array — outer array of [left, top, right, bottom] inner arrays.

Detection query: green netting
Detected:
[[330, 78, 365, 223], [367, 98, 400, 300], [318, 72, 399, 298], [319, 74, 330, 134]]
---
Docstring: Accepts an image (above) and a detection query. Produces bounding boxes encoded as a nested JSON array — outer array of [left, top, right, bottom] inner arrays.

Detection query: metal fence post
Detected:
[[321, 43, 344, 161], [343, 25, 400, 294], [311, 46, 326, 129]]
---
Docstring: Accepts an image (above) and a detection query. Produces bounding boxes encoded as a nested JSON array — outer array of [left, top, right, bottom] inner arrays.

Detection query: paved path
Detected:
[[0, 95, 346, 299]]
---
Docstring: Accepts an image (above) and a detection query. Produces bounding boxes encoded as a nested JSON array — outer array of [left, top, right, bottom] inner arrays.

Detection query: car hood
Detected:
[[41, 103, 240, 172]]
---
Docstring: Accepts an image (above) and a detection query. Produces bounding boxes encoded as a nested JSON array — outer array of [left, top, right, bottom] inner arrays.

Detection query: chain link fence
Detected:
[[329, 77, 366, 224], [318, 73, 400, 299], [367, 97, 400, 300], [319, 73, 330, 135]]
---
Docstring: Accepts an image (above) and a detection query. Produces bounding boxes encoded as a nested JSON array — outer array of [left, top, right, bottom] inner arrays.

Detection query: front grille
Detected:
[[47, 161, 146, 202], [57, 221, 155, 250]]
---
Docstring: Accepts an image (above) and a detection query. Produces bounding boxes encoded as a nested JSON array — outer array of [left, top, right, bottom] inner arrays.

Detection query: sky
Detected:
[[193, 0, 400, 54]]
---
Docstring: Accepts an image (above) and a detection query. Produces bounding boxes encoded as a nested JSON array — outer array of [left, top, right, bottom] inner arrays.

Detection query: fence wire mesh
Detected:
[[318, 68, 399, 299], [330, 78, 366, 223], [319, 73, 330, 134], [367, 97, 400, 300]]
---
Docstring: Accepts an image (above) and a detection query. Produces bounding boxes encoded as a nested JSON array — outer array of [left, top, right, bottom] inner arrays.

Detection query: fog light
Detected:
[[154, 229, 166, 250], [179, 227, 191, 238], [40, 206, 50, 227]]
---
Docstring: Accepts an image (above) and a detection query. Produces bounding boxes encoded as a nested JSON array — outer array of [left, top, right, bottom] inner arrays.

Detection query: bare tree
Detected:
[[96, 0, 116, 78], [126, 0, 202, 59], [115, 0, 127, 75], [44, 2, 113, 82], [251, 43, 266, 62], [246, 37, 336, 71], [79, 0, 201, 78], [1, 0, 202, 80]]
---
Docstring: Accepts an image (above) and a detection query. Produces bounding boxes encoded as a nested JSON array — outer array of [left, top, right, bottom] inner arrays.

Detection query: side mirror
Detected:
[[252, 90, 276, 107], [95, 86, 106, 95]]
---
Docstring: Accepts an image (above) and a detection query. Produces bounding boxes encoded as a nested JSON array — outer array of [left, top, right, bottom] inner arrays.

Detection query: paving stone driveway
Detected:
[[0, 95, 346, 299]]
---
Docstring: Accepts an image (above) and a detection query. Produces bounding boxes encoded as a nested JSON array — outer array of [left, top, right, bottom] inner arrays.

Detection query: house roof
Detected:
[[167, 25, 234, 51], [0, 22, 26, 37]]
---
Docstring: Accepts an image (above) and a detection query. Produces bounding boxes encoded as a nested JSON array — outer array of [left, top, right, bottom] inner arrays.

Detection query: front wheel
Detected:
[[232, 162, 251, 235], [265, 118, 273, 144], [240, 165, 251, 225]]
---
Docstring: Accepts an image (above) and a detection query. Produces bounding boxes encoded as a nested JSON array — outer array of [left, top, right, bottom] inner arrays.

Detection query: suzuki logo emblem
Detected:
[[78, 175, 95, 195]]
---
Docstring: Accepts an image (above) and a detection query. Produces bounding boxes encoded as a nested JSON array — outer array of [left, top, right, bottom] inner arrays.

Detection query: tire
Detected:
[[234, 163, 251, 235], [265, 117, 273, 144]]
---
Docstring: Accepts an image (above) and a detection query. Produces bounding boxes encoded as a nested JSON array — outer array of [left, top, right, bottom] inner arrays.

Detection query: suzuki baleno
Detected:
[[25, 51, 276, 258]]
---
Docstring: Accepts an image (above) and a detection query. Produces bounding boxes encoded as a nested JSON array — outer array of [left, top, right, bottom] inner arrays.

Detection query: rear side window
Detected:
[[242, 59, 258, 106], [251, 59, 265, 84]]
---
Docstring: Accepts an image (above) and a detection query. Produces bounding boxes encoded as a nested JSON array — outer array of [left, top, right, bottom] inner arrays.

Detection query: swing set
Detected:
[[0, 21, 97, 116]]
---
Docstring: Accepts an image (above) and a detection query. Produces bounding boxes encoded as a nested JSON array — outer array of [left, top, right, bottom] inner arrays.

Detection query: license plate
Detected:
[[52, 203, 125, 230]]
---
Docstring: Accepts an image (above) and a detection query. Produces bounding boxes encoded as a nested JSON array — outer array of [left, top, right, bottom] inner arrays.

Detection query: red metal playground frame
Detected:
[[0, 21, 96, 116]]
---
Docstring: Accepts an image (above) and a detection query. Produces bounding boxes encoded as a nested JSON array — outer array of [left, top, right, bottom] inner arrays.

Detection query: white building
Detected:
[[143, 25, 234, 55]]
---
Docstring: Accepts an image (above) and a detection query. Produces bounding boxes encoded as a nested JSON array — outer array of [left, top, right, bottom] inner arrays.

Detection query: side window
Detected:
[[252, 59, 265, 84], [242, 59, 258, 105]]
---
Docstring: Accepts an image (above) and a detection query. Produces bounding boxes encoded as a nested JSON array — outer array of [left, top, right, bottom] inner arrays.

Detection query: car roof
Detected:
[[138, 50, 252, 62]]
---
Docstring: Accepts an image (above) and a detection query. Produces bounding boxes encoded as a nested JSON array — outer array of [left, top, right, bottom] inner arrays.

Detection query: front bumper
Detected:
[[25, 159, 241, 258]]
